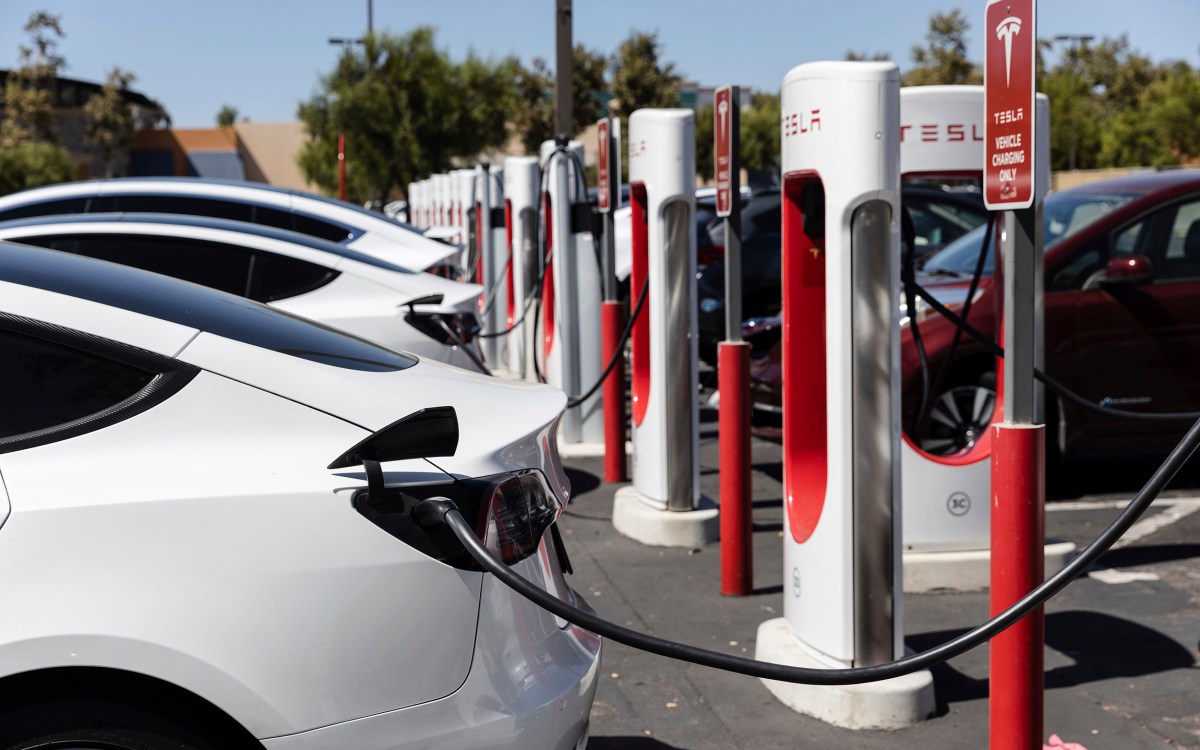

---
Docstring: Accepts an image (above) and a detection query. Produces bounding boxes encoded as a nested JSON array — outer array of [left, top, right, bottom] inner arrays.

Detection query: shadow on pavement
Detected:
[[589, 738, 685, 750], [565, 466, 602, 497], [1099, 543, 1200, 568], [907, 610, 1194, 713]]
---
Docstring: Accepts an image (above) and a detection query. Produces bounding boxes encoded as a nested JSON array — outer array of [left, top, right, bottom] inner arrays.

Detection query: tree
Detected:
[[0, 142, 74, 195], [1, 11, 66, 147], [740, 91, 782, 177], [510, 44, 608, 153], [903, 10, 980, 86], [216, 105, 238, 128], [83, 67, 135, 177], [297, 28, 515, 204], [609, 31, 682, 120]]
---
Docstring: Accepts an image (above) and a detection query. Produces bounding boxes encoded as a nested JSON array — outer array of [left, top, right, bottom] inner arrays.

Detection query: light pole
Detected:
[[1051, 34, 1094, 171], [327, 2, 374, 201]]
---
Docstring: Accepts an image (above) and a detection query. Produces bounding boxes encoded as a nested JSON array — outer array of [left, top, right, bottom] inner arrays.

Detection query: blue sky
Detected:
[[2, 1, 1197, 128]]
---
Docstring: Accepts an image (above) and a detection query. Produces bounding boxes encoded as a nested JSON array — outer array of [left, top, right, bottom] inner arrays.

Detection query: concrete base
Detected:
[[557, 440, 607, 459], [612, 486, 720, 547], [903, 540, 1077, 593], [754, 618, 936, 730]]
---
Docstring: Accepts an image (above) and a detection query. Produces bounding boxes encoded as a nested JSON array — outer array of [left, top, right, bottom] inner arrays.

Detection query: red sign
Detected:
[[984, 0, 1036, 209], [596, 118, 611, 214], [714, 85, 734, 217]]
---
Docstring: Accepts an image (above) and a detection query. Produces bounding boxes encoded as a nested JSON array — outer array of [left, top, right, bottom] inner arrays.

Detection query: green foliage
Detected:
[[694, 103, 714, 182], [216, 105, 238, 128], [741, 91, 781, 174], [509, 45, 610, 153], [609, 31, 682, 119], [83, 67, 135, 176], [1, 11, 66, 147], [297, 28, 516, 204], [0, 141, 74, 195], [903, 10, 981, 86]]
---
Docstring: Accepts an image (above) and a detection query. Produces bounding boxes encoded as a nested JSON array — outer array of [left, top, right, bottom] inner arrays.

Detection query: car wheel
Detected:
[[915, 373, 996, 456], [0, 700, 237, 750]]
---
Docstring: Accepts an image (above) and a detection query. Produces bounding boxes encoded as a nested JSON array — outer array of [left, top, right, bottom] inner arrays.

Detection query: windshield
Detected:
[[919, 189, 1143, 277]]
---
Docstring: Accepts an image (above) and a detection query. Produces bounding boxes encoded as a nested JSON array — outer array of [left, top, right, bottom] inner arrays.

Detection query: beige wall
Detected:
[[234, 122, 318, 192]]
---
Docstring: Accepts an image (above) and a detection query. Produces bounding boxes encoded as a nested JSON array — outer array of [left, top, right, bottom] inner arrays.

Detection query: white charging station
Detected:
[[502, 156, 540, 379], [611, 109, 717, 548], [898, 87, 1072, 592], [537, 140, 604, 452], [753, 62, 933, 730], [432, 173, 451, 233], [454, 168, 476, 264], [474, 164, 506, 367]]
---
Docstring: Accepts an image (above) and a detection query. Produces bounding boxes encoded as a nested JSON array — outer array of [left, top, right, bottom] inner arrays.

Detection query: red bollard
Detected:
[[601, 300, 627, 483], [989, 422, 1045, 750], [719, 341, 753, 596]]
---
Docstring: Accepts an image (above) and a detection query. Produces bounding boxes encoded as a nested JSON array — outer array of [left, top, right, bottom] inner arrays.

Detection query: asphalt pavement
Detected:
[[556, 405, 1200, 749]]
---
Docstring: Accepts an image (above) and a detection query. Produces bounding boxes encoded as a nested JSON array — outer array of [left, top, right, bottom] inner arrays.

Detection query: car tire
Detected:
[[0, 699, 248, 750], [914, 370, 997, 456]]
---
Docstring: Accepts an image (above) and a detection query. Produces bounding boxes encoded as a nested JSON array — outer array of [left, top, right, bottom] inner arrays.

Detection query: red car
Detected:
[[746, 170, 1200, 464]]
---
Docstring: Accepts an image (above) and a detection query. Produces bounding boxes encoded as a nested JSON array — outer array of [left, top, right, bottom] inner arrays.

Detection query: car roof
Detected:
[[0, 240, 416, 372], [0, 212, 418, 276], [0, 176, 422, 229]]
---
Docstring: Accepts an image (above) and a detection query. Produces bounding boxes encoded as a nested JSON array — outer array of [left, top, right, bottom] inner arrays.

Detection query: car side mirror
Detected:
[[1098, 254, 1154, 288]]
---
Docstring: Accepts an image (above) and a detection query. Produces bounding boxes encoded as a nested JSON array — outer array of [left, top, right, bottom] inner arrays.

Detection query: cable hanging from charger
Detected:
[[415, 408, 1200, 685]]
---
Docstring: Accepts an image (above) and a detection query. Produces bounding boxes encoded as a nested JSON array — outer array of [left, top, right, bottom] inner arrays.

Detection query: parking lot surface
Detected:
[[558, 407, 1200, 749]]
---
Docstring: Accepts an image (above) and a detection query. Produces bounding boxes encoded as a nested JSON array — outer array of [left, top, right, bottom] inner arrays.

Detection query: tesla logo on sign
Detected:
[[996, 15, 1022, 86], [984, 0, 1036, 209], [715, 85, 735, 217]]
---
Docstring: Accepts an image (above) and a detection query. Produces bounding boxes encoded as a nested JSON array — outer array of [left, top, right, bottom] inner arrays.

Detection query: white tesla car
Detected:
[[0, 177, 461, 276], [0, 241, 599, 750], [0, 213, 486, 371]]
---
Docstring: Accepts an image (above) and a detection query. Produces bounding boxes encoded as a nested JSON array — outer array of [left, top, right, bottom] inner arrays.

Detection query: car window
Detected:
[[905, 195, 987, 249], [0, 241, 416, 372], [0, 197, 90, 222], [250, 252, 339, 302], [19, 234, 253, 296], [1044, 190, 1141, 249], [1119, 198, 1200, 282], [0, 328, 154, 440], [109, 195, 355, 244]]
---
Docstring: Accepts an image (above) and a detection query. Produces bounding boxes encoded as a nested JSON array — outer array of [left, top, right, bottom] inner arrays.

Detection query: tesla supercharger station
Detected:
[[503, 156, 540, 379], [537, 140, 603, 450], [898, 87, 1069, 592], [474, 164, 506, 367], [611, 109, 717, 548], [754, 62, 934, 730]]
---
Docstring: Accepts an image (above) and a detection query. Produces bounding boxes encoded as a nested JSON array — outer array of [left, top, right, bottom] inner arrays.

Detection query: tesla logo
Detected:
[[629, 139, 647, 159], [996, 15, 1023, 86], [900, 123, 984, 143], [781, 109, 821, 138], [718, 99, 729, 143], [947, 492, 972, 517]]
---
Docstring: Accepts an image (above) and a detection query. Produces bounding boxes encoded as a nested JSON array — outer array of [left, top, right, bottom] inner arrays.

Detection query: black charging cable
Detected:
[[433, 316, 491, 377], [912, 282, 1200, 422], [565, 275, 648, 408], [414, 407, 1200, 685]]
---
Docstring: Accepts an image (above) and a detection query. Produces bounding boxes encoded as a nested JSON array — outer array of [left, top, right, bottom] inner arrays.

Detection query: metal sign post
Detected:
[[984, 0, 1044, 747], [597, 117, 627, 482], [714, 85, 752, 596]]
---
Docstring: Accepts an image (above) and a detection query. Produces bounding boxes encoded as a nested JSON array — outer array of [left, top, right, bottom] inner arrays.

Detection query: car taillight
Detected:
[[352, 469, 562, 568], [477, 471, 560, 565]]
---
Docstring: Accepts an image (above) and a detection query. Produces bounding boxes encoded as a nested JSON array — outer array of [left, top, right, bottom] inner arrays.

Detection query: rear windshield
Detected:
[[0, 242, 416, 372]]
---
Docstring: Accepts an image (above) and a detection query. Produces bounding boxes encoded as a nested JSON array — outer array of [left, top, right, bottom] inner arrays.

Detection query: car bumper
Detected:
[[260, 563, 600, 750]]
